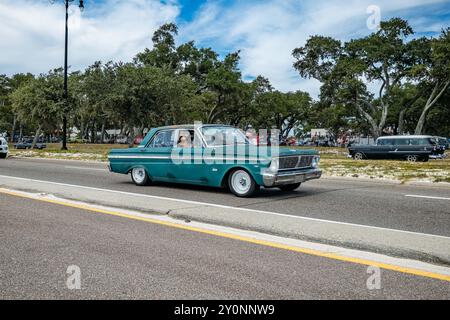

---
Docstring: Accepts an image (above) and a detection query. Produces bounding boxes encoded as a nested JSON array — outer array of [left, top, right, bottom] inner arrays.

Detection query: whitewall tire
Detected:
[[131, 167, 150, 186], [228, 169, 258, 197]]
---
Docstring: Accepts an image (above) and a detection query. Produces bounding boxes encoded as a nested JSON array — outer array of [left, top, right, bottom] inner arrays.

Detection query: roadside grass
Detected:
[[8, 143, 128, 162], [7, 143, 449, 183], [295, 146, 349, 159], [319, 156, 450, 183]]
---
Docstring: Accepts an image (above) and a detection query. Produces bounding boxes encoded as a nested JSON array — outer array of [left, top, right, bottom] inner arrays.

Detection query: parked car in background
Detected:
[[108, 124, 322, 197], [0, 137, 8, 159], [14, 138, 47, 150], [348, 135, 437, 162]]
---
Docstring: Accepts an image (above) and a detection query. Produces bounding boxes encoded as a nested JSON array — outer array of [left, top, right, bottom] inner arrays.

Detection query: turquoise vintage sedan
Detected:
[[108, 125, 322, 197]]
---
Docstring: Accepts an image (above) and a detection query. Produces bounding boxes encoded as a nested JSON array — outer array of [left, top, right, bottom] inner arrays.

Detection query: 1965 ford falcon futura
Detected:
[[108, 125, 322, 197]]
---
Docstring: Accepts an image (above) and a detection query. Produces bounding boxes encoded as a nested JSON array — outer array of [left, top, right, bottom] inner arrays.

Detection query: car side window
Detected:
[[176, 130, 193, 148], [378, 139, 391, 146], [396, 139, 409, 146], [148, 130, 176, 148], [175, 129, 204, 148]]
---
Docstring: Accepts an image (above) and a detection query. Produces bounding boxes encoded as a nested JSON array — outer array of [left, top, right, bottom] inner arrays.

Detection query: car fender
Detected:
[[220, 165, 264, 187]]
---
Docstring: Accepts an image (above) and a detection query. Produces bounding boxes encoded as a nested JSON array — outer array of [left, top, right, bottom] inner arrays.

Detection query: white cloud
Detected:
[[0, 0, 179, 75], [179, 0, 449, 96], [1, 0, 448, 98]]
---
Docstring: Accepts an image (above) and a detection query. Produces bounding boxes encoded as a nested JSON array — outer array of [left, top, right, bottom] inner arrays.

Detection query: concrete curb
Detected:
[[1, 174, 449, 266]]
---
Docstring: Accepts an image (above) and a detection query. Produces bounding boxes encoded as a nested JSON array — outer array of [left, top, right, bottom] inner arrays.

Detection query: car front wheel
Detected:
[[131, 167, 150, 186], [228, 169, 259, 197]]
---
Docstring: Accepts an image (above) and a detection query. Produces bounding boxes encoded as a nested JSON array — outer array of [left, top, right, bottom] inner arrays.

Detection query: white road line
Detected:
[[0, 174, 449, 240], [405, 195, 450, 201], [64, 166, 107, 171]]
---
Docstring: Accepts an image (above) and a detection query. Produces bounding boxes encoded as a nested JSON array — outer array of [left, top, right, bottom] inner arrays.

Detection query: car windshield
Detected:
[[201, 126, 249, 146]]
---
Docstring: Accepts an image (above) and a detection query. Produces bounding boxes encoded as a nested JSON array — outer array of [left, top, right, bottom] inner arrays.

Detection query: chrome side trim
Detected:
[[108, 155, 263, 162]]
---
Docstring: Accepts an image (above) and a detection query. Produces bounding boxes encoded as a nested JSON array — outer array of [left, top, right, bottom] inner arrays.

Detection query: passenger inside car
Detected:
[[177, 135, 191, 148]]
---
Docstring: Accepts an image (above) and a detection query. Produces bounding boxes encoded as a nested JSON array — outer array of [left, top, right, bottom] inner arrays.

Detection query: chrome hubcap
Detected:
[[231, 171, 251, 194], [407, 155, 417, 162], [132, 167, 146, 183]]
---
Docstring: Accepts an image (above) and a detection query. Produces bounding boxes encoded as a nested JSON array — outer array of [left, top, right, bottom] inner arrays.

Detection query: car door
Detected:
[[391, 138, 410, 159], [171, 129, 208, 184], [375, 139, 394, 158], [142, 129, 176, 181]]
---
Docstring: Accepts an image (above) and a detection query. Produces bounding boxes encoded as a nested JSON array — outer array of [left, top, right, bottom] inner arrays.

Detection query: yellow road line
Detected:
[[1, 187, 449, 282]]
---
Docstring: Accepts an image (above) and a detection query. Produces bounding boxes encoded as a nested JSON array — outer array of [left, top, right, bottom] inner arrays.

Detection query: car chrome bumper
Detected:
[[262, 168, 322, 187]]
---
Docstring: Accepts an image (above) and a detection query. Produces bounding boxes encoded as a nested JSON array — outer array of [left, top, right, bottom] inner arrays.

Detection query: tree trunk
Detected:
[[100, 121, 106, 144], [10, 115, 16, 143], [415, 81, 449, 135], [355, 102, 381, 139], [414, 108, 430, 135], [19, 123, 23, 141], [397, 108, 406, 135], [90, 123, 96, 144], [31, 125, 42, 150], [80, 122, 85, 140]]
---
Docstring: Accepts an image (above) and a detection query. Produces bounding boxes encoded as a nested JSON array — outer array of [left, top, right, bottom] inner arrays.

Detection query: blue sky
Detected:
[[0, 0, 449, 96]]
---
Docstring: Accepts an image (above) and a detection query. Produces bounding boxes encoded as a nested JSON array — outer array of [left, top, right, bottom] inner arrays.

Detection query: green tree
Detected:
[[410, 29, 450, 134], [251, 90, 312, 138], [293, 18, 416, 138], [10, 70, 65, 148]]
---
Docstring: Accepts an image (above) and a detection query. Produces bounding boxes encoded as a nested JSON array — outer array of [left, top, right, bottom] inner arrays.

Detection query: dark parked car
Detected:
[[348, 135, 438, 162], [14, 138, 47, 150]]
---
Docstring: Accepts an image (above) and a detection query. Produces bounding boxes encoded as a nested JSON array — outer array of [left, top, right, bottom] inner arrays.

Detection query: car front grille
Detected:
[[279, 155, 313, 170]]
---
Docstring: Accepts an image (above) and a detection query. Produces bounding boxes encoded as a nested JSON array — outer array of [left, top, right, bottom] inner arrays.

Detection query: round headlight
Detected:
[[269, 158, 279, 172], [312, 156, 320, 168]]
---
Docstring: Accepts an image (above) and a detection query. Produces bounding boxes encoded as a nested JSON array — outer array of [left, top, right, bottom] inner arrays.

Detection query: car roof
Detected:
[[377, 135, 434, 139]]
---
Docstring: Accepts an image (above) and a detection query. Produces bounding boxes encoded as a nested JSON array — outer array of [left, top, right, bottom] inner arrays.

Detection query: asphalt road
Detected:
[[1, 192, 449, 299], [0, 157, 449, 237]]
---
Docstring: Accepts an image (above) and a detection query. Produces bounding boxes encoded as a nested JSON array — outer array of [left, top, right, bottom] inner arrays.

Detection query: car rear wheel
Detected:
[[0, 153, 6, 159], [406, 155, 418, 162], [279, 183, 301, 191], [131, 167, 150, 186], [228, 169, 258, 197], [354, 152, 364, 160]]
